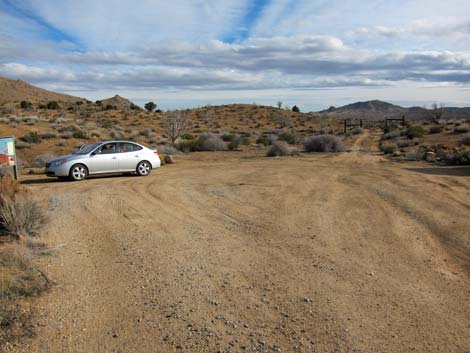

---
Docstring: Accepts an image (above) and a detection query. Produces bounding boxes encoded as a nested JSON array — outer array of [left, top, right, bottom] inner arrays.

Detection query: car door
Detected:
[[117, 142, 143, 171], [88, 143, 119, 174]]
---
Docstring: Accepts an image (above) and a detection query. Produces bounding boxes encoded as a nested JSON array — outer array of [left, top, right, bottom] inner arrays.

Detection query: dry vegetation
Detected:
[[0, 175, 48, 348]]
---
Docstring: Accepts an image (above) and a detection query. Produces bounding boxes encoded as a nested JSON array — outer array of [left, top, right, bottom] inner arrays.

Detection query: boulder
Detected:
[[164, 155, 175, 164], [425, 151, 436, 162]]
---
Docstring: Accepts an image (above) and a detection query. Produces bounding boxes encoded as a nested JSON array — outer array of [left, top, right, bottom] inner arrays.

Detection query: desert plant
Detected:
[[406, 125, 425, 139], [20, 131, 40, 144], [0, 176, 23, 201], [266, 141, 294, 157], [278, 130, 297, 144], [72, 130, 89, 139], [458, 134, 470, 146], [442, 150, 470, 165], [46, 101, 59, 110], [163, 111, 191, 145], [199, 134, 226, 151], [304, 135, 345, 152], [157, 145, 180, 155], [380, 142, 398, 154], [0, 197, 46, 239], [292, 105, 300, 113], [228, 140, 239, 150], [454, 125, 470, 134], [20, 101, 32, 109], [429, 125, 443, 134], [351, 127, 364, 135], [396, 139, 414, 148], [144, 101, 157, 112]]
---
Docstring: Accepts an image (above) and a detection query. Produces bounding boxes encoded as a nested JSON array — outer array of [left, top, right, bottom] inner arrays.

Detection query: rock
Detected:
[[425, 151, 436, 162], [164, 155, 175, 164]]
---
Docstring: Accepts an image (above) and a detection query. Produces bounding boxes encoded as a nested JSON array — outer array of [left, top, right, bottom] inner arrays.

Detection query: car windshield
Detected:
[[73, 143, 102, 155]]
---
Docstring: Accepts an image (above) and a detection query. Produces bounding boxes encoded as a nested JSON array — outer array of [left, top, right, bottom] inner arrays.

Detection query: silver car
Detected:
[[45, 141, 161, 181]]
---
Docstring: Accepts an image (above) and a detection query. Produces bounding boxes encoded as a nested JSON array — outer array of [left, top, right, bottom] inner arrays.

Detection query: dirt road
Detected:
[[10, 132, 470, 352]]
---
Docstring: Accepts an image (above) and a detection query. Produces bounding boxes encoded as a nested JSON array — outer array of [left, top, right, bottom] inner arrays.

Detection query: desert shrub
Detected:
[[405, 150, 425, 161], [256, 135, 270, 146], [0, 198, 46, 239], [60, 132, 73, 139], [46, 101, 59, 110], [56, 139, 67, 147], [304, 135, 345, 152], [32, 154, 55, 168], [110, 131, 123, 140], [72, 130, 89, 139], [221, 133, 239, 142], [157, 145, 180, 155], [406, 125, 425, 139], [266, 141, 294, 157], [454, 125, 470, 134], [14, 141, 30, 151], [0, 176, 23, 201], [380, 142, 398, 154], [396, 139, 414, 148], [0, 117, 9, 124], [199, 135, 226, 151], [228, 140, 239, 150], [20, 131, 40, 144], [140, 128, 153, 138], [351, 127, 364, 135], [127, 130, 139, 139], [429, 125, 443, 134], [278, 131, 297, 144], [458, 134, 470, 146], [181, 133, 194, 140], [382, 130, 401, 140], [176, 140, 200, 152], [442, 150, 470, 165], [90, 130, 101, 138], [59, 124, 80, 133], [20, 101, 32, 109], [39, 131, 56, 140]]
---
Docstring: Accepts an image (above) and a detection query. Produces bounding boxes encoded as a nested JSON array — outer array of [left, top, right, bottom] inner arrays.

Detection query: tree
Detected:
[[292, 105, 300, 113], [431, 103, 445, 123], [277, 101, 283, 109], [46, 101, 60, 110], [20, 100, 32, 109], [272, 111, 292, 128], [144, 101, 157, 112], [163, 111, 191, 145]]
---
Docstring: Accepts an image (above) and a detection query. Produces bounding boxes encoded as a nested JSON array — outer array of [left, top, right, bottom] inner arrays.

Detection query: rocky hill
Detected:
[[0, 76, 84, 105], [98, 95, 139, 110], [319, 100, 470, 121]]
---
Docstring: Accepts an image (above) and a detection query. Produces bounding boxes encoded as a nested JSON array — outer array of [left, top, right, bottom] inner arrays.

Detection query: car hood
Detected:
[[48, 154, 85, 164]]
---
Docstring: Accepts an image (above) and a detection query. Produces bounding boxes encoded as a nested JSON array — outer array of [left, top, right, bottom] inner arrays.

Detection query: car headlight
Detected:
[[51, 159, 68, 167]]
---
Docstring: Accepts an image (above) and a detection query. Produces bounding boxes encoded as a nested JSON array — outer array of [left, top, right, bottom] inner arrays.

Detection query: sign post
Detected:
[[0, 137, 18, 180]]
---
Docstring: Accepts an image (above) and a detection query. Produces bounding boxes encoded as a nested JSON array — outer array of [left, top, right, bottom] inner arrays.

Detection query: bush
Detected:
[[429, 125, 443, 134], [0, 197, 46, 239], [228, 140, 239, 150], [406, 125, 425, 139], [454, 125, 470, 134], [0, 176, 23, 201], [396, 139, 414, 148], [278, 131, 297, 144], [20, 131, 41, 144], [20, 101, 32, 109], [351, 127, 364, 135], [382, 130, 401, 140], [266, 141, 294, 157], [200, 136, 226, 151], [176, 140, 200, 152], [458, 134, 470, 146], [442, 150, 470, 165], [72, 130, 89, 139], [181, 133, 195, 140], [380, 142, 398, 154], [39, 131, 56, 140], [157, 145, 181, 155], [304, 135, 345, 152], [46, 101, 59, 110], [292, 105, 300, 113]]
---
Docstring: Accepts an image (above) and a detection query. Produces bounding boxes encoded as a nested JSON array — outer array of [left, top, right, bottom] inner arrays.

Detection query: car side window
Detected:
[[118, 143, 142, 153], [97, 143, 116, 154]]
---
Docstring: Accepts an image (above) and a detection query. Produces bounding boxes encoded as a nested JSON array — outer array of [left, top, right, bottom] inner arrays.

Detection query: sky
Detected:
[[0, 0, 469, 111]]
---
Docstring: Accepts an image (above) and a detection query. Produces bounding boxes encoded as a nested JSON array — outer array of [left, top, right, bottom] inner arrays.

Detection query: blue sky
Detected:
[[1, 0, 469, 110]]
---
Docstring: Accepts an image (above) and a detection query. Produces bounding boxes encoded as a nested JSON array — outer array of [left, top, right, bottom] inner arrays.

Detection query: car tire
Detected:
[[136, 161, 151, 176], [69, 164, 88, 181]]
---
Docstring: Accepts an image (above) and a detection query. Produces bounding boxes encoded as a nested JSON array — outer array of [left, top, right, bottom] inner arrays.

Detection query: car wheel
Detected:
[[136, 161, 151, 176], [69, 164, 88, 181]]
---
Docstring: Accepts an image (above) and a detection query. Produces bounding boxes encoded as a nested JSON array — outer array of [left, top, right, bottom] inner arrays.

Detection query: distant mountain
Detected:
[[319, 100, 470, 121], [0, 76, 84, 105], [98, 95, 139, 110]]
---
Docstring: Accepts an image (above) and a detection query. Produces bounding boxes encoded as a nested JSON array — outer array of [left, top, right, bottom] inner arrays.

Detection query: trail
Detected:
[[11, 134, 470, 353]]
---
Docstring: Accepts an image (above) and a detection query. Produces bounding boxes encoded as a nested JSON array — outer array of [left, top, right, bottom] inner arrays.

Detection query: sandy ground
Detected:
[[7, 131, 470, 353]]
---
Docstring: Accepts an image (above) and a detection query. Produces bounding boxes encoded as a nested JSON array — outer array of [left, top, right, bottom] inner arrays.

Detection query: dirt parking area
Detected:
[[8, 133, 470, 353]]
